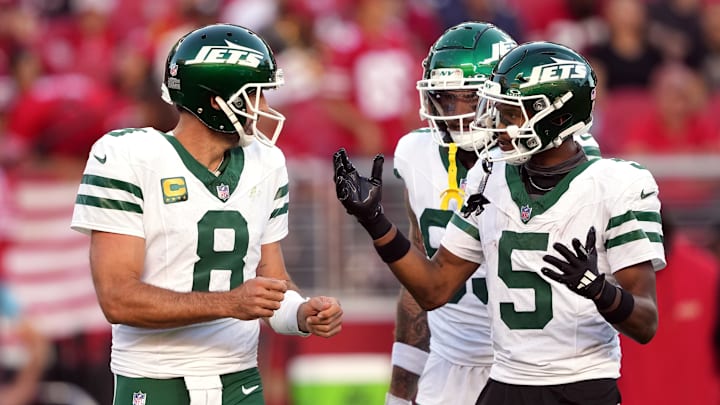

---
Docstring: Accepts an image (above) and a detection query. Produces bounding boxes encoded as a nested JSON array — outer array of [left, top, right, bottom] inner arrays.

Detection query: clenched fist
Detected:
[[298, 296, 343, 338]]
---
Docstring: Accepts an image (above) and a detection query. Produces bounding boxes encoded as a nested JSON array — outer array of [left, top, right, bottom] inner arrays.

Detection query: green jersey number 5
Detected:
[[498, 231, 553, 329]]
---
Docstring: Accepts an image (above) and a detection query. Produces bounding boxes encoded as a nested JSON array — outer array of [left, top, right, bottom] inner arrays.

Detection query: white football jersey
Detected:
[[393, 129, 603, 369], [394, 128, 493, 367], [442, 157, 666, 385], [71, 127, 290, 378]]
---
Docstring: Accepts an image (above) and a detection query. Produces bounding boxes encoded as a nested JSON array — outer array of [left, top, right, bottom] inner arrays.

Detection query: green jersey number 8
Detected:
[[193, 210, 249, 291]]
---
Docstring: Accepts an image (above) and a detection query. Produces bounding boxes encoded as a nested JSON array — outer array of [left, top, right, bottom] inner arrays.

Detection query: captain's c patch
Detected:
[[161, 177, 188, 204]]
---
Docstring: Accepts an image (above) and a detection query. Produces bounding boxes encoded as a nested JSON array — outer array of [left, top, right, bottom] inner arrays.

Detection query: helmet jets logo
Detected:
[[478, 41, 517, 64], [185, 40, 264, 67], [519, 57, 587, 89], [430, 68, 464, 86]]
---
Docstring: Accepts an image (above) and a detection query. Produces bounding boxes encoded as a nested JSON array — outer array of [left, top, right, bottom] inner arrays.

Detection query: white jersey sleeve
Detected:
[[71, 127, 289, 378], [71, 128, 145, 238]]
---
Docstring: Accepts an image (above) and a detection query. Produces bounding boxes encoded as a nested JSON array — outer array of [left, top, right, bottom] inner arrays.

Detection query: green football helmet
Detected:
[[472, 41, 597, 164], [417, 22, 516, 151], [161, 23, 285, 147]]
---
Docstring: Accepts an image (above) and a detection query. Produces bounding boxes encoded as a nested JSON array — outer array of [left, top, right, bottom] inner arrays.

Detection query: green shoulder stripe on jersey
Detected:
[[506, 159, 598, 222], [81, 175, 144, 199], [583, 145, 601, 158], [605, 210, 663, 249], [163, 134, 244, 201], [439, 145, 468, 185], [75, 194, 143, 213], [270, 203, 288, 219], [393, 168, 402, 180], [450, 213, 480, 241], [606, 211, 661, 231], [609, 158, 648, 170], [107, 128, 144, 137], [274, 184, 288, 199], [605, 229, 663, 249]]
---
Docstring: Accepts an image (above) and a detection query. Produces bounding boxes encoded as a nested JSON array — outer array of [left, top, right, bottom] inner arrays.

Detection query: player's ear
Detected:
[[210, 96, 221, 110]]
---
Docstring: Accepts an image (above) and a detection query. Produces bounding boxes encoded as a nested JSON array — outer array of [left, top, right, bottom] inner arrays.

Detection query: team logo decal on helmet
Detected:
[[519, 58, 589, 89], [185, 40, 266, 67]]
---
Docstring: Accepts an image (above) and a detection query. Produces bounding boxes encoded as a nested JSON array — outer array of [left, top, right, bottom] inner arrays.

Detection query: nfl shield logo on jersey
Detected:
[[520, 204, 532, 223], [132, 392, 146, 405], [216, 183, 230, 201]]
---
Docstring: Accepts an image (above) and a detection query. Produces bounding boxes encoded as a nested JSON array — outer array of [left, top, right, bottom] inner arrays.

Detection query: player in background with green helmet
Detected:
[[387, 22, 515, 405], [71, 24, 343, 405]]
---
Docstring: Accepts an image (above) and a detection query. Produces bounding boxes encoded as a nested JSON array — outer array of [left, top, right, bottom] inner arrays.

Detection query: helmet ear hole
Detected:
[[210, 97, 221, 111], [551, 113, 572, 127]]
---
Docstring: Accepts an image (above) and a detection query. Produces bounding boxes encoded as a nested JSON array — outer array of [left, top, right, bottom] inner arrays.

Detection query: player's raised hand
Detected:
[[333, 148, 384, 219], [541, 226, 605, 300], [333, 148, 391, 239], [298, 296, 343, 338], [229, 276, 287, 320]]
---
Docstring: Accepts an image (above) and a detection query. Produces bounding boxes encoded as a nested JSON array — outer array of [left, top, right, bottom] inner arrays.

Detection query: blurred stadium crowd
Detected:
[[1, 0, 720, 404]]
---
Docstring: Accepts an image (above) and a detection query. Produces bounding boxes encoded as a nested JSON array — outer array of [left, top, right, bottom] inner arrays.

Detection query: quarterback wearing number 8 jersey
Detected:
[[71, 24, 342, 405], [72, 126, 289, 377]]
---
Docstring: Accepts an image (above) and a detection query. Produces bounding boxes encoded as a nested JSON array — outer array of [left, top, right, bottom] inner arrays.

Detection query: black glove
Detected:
[[333, 148, 392, 239], [460, 193, 490, 218], [541, 226, 605, 300]]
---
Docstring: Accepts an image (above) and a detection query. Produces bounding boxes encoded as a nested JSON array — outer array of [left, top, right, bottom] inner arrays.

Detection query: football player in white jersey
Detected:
[[71, 24, 342, 405], [335, 41, 663, 405], [389, 24, 604, 405], [387, 22, 510, 405]]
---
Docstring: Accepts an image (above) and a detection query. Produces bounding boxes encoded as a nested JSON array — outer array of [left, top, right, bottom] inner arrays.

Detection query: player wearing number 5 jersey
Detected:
[[335, 41, 663, 405], [71, 24, 342, 405], [389, 23, 602, 405]]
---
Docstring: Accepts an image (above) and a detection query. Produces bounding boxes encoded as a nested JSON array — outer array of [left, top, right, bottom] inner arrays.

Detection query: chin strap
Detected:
[[214, 96, 255, 147], [439, 143, 465, 210], [549, 120, 593, 149]]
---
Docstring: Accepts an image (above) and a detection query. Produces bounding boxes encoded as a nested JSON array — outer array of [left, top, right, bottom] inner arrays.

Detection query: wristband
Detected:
[[375, 230, 411, 263], [268, 290, 310, 336], [359, 211, 393, 240], [592, 276, 617, 310], [385, 392, 413, 405], [599, 287, 635, 324], [391, 342, 429, 375]]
